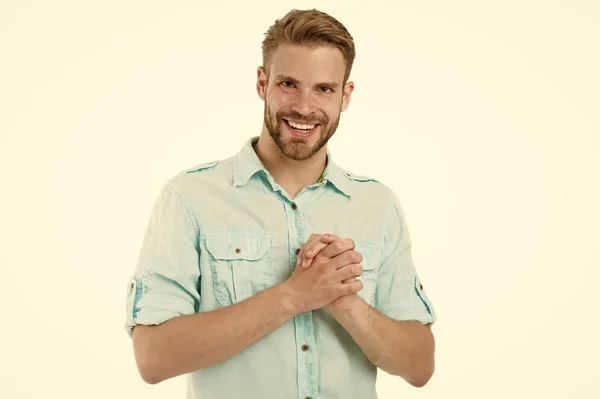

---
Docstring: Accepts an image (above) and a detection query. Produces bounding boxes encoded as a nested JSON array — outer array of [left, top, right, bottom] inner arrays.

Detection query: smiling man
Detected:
[[125, 9, 437, 399]]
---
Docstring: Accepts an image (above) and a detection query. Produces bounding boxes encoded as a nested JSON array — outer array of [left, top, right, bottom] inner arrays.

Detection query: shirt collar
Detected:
[[232, 137, 265, 187], [232, 136, 352, 197]]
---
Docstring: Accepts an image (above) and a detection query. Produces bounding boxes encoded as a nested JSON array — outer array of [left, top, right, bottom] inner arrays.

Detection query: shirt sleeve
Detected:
[[373, 192, 437, 325], [124, 181, 201, 338]]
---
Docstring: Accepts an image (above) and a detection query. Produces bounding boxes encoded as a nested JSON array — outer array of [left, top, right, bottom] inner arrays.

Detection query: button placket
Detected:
[[283, 199, 318, 399]]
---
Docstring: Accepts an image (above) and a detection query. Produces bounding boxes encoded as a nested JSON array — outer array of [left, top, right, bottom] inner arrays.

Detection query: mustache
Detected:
[[277, 111, 326, 124]]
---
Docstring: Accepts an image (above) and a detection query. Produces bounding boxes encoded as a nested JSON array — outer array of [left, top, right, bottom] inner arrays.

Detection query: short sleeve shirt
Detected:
[[125, 136, 437, 399]]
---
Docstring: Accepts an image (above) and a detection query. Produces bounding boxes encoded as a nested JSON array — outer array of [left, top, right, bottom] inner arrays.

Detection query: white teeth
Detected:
[[287, 119, 316, 130]]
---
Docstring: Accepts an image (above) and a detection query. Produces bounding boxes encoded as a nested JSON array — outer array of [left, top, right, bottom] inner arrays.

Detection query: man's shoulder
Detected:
[[335, 163, 385, 188], [338, 167, 379, 183], [177, 159, 221, 175], [334, 164, 396, 199], [166, 155, 235, 186]]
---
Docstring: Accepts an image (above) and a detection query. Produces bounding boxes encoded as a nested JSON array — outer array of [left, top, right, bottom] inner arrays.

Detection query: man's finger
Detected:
[[298, 235, 319, 265], [296, 243, 315, 267], [302, 240, 330, 267], [301, 235, 336, 268], [305, 234, 337, 258], [296, 244, 305, 266], [317, 237, 355, 259], [316, 234, 338, 248], [299, 233, 336, 267]]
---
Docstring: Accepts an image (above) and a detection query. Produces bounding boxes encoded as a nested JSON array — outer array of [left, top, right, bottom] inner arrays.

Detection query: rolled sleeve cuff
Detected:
[[380, 276, 437, 325], [382, 307, 436, 325], [124, 275, 196, 338]]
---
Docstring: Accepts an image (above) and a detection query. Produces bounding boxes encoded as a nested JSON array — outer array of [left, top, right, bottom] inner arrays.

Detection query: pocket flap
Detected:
[[205, 229, 273, 261]]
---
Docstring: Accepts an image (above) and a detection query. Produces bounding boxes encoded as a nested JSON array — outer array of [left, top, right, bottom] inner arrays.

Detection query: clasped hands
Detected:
[[288, 233, 364, 314]]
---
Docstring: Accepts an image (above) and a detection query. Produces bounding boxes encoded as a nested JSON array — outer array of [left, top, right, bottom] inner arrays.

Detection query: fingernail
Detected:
[[306, 250, 312, 257], [303, 259, 309, 267]]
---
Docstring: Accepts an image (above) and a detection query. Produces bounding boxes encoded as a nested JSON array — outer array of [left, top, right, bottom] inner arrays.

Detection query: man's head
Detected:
[[256, 9, 356, 161]]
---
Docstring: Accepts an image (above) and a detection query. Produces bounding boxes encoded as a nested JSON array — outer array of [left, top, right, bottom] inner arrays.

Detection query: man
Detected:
[[125, 8, 437, 398]]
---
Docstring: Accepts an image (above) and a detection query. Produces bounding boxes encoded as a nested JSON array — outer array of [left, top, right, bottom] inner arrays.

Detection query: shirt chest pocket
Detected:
[[204, 229, 276, 307], [354, 240, 383, 306]]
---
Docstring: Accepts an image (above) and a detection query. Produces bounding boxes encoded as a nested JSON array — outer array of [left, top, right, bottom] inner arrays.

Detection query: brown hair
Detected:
[[261, 9, 356, 83]]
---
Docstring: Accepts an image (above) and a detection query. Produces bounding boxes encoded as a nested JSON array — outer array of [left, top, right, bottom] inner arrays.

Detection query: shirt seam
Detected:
[[385, 190, 411, 254], [165, 182, 201, 241]]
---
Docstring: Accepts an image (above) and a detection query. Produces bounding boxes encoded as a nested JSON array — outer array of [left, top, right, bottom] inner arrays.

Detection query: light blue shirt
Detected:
[[125, 136, 437, 398]]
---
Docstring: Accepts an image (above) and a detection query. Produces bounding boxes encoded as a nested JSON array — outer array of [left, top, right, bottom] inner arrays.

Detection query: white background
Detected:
[[1, 0, 599, 398]]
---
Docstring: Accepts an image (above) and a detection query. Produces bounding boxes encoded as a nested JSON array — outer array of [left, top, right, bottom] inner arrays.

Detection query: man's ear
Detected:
[[256, 66, 268, 101], [341, 80, 355, 112]]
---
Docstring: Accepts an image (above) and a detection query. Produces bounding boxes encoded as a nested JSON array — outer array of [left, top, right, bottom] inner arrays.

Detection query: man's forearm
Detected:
[[132, 283, 298, 384], [328, 298, 435, 387]]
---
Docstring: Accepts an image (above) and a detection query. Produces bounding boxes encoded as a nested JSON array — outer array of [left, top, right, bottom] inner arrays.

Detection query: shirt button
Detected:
[[295, 248, 300, 255], [291, 203, 297, 210], [301, 344, 309, 351], [305, 396, 312, 399], [235, 248, 241, 254]]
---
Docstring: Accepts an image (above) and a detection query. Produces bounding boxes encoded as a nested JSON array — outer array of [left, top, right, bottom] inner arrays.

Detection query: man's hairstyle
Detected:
[[261, 9, 356, 83]]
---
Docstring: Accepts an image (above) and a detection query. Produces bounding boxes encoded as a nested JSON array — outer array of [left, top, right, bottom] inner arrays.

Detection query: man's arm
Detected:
[[328, 299, 435, 387], [131, 243, 364, 385], [127, 182, 301, 384], [132, 283, 297, 384]]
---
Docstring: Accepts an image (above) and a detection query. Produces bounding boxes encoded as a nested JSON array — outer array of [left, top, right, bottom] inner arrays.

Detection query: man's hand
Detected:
[[283, 239, 364, 314], [297, 234, 363, 312]]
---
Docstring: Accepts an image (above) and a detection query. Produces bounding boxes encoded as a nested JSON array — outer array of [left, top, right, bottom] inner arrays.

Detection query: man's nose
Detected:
[[290, 88, 315, 116]]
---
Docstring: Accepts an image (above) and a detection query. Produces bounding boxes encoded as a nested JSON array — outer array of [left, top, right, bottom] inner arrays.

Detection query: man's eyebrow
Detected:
[[273, 74, 299, 83], [316, 81, 341, 89], [273, 74, 341, 89]]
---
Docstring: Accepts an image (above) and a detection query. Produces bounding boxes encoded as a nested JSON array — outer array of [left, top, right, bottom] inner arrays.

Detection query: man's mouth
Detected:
[[283, 118, 319, 132]]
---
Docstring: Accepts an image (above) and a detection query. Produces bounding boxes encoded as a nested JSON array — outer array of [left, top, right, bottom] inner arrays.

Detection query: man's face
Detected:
[[257, 44, 354, 161]]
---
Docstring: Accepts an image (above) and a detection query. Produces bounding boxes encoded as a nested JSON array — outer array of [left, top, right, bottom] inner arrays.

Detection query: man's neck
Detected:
[[253, 133, 327, 199]]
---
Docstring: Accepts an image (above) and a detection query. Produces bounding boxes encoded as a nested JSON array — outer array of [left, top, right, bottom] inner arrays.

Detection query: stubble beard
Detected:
[[264, 98, 341, 162]]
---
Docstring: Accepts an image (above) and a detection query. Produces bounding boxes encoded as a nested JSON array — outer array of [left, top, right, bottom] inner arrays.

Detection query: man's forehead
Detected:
[[269, 44, 345, 83]]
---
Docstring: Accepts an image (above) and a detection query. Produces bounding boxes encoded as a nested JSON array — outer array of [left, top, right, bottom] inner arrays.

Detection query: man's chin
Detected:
[[281, 147, 313, 161], [267, 126, 327, 161]]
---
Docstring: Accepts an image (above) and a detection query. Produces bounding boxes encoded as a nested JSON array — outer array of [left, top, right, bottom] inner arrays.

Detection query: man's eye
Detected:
[[319, 86, 331, 93], [281, 81, 294, 88]]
